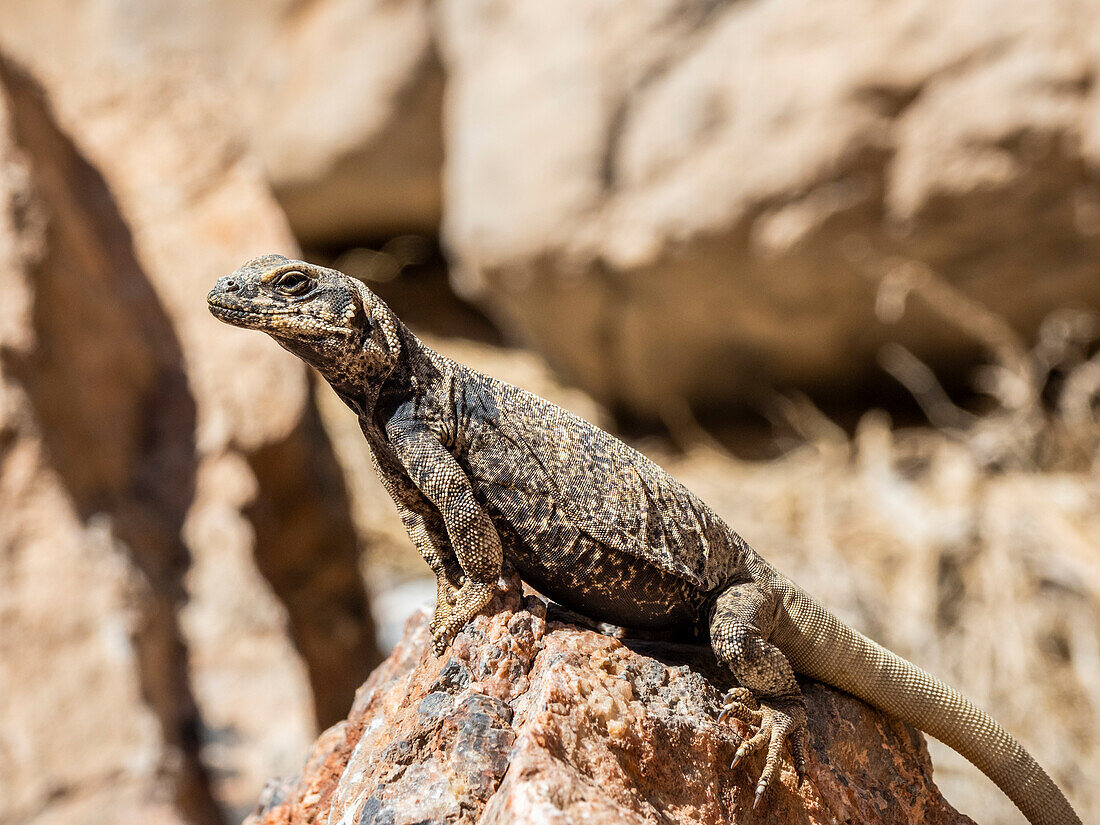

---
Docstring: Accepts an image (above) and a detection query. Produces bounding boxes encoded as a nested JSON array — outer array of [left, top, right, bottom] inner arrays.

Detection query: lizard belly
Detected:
[[492, 517, 702, 630]]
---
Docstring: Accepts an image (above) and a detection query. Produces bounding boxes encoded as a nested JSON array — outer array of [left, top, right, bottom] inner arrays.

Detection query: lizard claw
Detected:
[[428, 606, 452, 637], [718, 687, 762, 726], [431, 628, 454, 656], [730, 744, 749, 770], [729, 717, 771, 771]]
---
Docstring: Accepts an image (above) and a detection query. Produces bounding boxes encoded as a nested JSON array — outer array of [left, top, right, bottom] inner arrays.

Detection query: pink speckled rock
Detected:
[[246, 569, 972, 825]]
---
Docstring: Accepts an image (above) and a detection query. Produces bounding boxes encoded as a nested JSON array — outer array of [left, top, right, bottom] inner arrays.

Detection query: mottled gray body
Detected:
[[208, 256, 1080, 825], [387, 354, 745, 628]]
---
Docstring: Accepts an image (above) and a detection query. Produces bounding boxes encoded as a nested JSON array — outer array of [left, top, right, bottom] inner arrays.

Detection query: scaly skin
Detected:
[[208, 256, 1081, 825]]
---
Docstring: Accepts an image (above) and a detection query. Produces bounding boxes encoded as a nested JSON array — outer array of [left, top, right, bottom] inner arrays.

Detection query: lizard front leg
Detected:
[[399, 508, 465, 636], [369, 445, 465, 636], [388, 422, 503, 654], [709, 581, 808, 808]]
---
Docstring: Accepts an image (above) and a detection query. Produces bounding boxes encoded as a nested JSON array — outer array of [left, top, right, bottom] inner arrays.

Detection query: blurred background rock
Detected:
[[0, 2, 1096, 824]]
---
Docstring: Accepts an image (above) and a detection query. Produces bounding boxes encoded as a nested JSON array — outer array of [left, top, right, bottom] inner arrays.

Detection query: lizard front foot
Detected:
[[720, 688, 808, 807], [429, 580, 496, 655], [429, 575, 462, 637]]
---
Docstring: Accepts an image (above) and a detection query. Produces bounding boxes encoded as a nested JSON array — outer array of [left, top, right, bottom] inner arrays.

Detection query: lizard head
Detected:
[[207, 254, 402, 396]]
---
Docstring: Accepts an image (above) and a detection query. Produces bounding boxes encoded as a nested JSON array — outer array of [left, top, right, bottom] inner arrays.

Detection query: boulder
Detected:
[[438, 0, 1100, 416], [230, 0, 443, 244], [246, 571, 973, 825]]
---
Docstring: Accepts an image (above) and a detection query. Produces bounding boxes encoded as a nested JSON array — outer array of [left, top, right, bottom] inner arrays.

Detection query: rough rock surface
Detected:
[[246, 570, 973, 825], [0, 54, 377, 824], [0, 61, 194, 825], [438, 0, 1100, 416], [0, 0, 443, 246]]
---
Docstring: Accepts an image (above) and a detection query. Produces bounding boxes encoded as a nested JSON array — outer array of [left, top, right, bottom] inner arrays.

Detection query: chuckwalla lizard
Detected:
[[208, 256, 1081, 825]]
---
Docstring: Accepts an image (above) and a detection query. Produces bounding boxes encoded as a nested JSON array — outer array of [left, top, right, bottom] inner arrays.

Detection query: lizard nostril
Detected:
[[225, 279, 239, 293]]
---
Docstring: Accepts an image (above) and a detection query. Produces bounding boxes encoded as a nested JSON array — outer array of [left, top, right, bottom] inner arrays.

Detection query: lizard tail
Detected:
[[769, 579, 1082, 825]]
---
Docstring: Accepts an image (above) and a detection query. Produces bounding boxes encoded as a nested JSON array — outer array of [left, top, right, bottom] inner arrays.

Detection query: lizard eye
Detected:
[[275, 270, 311, 295]]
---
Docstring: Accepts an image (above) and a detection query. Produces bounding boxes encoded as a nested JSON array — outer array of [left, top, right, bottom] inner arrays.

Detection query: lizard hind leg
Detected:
[[710, 582, 808, 807]]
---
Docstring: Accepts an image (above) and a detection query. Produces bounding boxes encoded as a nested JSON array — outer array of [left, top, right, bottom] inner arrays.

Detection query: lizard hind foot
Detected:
[[708, 581, 809, 806], [722, 694, 808, 806]]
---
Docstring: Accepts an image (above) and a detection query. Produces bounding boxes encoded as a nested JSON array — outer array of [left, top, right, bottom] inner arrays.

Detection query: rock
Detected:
[[0, 60, 194, 825], [252, 0, 443, 244], [438, 0, 1100, 416], [246, 571, 973, 825], [0, 52, 378, 825], [0, 0, 443, 246]]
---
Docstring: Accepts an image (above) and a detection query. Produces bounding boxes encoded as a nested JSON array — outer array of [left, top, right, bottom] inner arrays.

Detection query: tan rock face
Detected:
[[0, 60, 200, 825], [438, 0, 1100, 416], [0, 54, 378, 825], [235, 0, 443, 243], [247, 572, 972, 825], [0, 0, 443, 246]]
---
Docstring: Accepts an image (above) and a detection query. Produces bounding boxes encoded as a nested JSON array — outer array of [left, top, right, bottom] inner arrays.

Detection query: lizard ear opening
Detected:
[[345, 285, 371, 334], [350, 281, 401, 362]]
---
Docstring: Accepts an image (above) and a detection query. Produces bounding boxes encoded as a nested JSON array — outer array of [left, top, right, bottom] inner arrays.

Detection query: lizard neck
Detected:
[[323, 366, 371, 418], [346, 326, 449, 437], [323, 353, 386, 420], [322, 327, 403, 421]]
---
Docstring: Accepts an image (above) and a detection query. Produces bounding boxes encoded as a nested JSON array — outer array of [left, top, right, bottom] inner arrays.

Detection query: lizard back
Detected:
[[453, 366, 751, 625]]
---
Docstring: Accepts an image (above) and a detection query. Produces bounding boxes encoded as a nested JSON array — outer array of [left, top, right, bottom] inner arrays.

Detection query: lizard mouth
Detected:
[[206, 293, 306, 328], [207, 299, 278, 326], [207, 294, 355, 338]]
